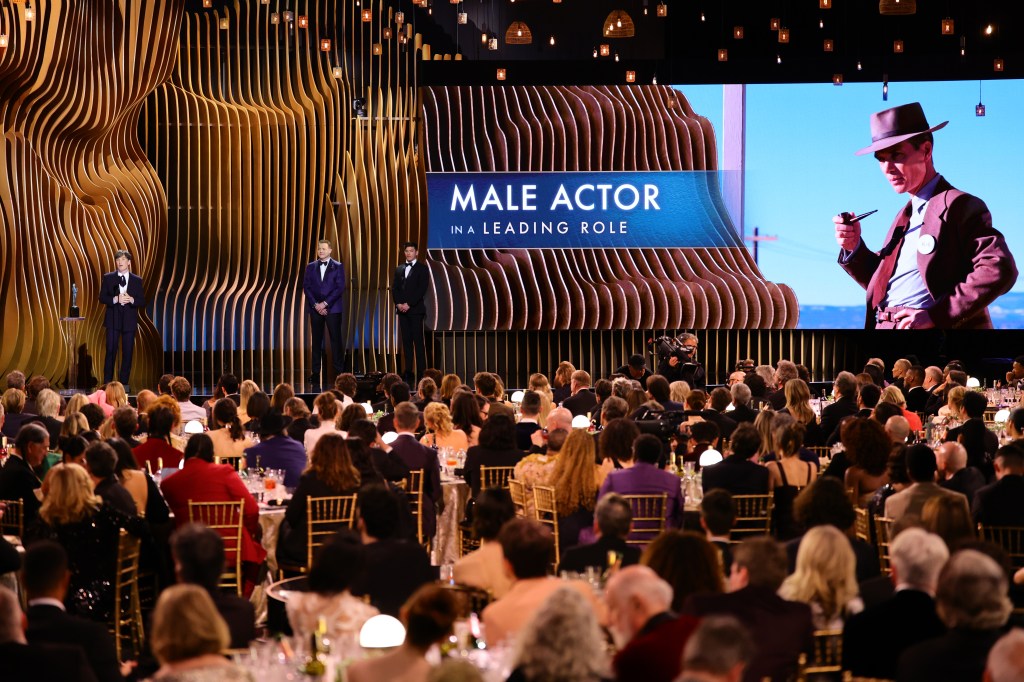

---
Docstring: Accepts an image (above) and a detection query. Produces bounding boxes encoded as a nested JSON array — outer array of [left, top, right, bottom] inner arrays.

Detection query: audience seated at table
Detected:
[[682, 536, 813, 682], [0, 422, 48, 525], [22, 541, 123, 682], [597, 434, 682, 532], [207, 398, 255, 466], [462, 413, 523, 500], [454, 488, 516, 599], [2, 388, 40, 440], [277, 432, 362, 567], [972, 443, 1024, 527], [699, 489, 735, 576], [388, 402, 443, 539], [450, 391, 484, 448], [376, 382, 412, 435], [350, 485, 434, 616], [244, 410, 306, 488], [885, 444, 970, 526], [25, 463, 147, 623], [0, 585, 97, 682], [558, 492, 641, 575], [285, 529, 379, 645], [170, 377, 207, 424], [605, 565, 700, 682], [765, 416, 816, 540], [304, 392, 343, 454], [514, 391, 544, 451], [779, 378, 826, 447], [346, 584, 459, 682], [148, 584, 250, 682], [507, 585, 610, 682], [84, 441, 137, 517], [132, 405, 182, 473], [677, 615, 755, 682], [642, 529, 724, 613], [701, 423, 769, 496], [780, 524, 863, 629], [545, 429, 606, 553], [347, 419, 410, 483], [840, 416, 892, 507], [170, 523, 255, 650], [420, 402, 469, 453]]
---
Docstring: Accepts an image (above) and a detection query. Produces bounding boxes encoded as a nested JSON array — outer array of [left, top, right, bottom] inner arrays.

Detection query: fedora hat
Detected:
[[855, 102, 948, 156], [256, 409, 292, 437]]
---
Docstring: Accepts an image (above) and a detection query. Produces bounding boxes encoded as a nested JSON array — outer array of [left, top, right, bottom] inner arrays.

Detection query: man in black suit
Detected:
[[842, 527, 949, 679], [515, 391, 543, 451], [946, 391, 1000, 464], [388, 402, 443, 539], [819, 371, 859, 439], [937, 441, 986, 505], [84, 442, 136, 517], [728, 383, 759, 425], [99, 249, 145, 387], [699, 489, 735, 576], [393, 241, 430, 383], [375, 381, 411, 435], [170, 523, 256, 650], [0, 423, 48, 526], [561, 370, 599, 418], [302, 239, 348, 384], [701, 423, 769, 496], [1, 585, 98, 682], [558, 492, 641, 574], [22, 542, 122, 682], [972, 443, 1024, 526], [681, 537, 813, 682]]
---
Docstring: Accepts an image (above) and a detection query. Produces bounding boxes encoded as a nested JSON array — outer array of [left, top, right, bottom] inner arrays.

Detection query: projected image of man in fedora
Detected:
[[833, 102, 1017, 329]]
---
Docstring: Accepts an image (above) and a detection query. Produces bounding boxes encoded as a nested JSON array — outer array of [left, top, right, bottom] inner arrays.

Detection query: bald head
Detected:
[[605, 565, 673, 647], [546, 407, 573, 432], [937, 442, 967, 477], [885, 416, 910, 444]]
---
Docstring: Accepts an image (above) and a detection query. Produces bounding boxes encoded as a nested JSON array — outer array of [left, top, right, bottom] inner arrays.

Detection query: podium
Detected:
[[59, 316, 86, 391]]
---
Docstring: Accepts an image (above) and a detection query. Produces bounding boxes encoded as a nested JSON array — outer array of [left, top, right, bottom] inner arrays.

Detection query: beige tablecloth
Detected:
[[434, 479, 471, 566]]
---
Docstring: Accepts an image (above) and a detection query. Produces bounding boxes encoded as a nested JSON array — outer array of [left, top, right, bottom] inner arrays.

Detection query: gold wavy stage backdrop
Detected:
[[1, 0, 427, 389]]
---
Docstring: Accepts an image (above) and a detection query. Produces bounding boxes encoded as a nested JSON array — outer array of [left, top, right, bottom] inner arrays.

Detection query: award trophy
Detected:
[[69, 281, 80, 318]]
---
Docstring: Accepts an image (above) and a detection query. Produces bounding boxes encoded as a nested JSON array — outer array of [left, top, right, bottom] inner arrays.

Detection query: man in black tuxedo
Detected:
[[22, 542, 122, 682], [393, 241, 430, 383], [558, 492, 641, 574], [937, 441, 986, 505], [1, 585, 98, 682], [388, 402, 443, 539], [842, 527, 949, 679], [819, 371, 859, 440], [701, 423, 769, 496], [0, 423, 48, 526], [902, 365, 928, 412], [99, 249, 145, 387], [728, 383, 759, 425], [972, 443, 1024, 526], [561, 370, 598, 418], [302, 239, 348, 383]]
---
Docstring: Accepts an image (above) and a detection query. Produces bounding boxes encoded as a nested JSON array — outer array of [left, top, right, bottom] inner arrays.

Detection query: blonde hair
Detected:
[[59, 412, 89, 441], [669, 381, 691, 404], [548, 429, 598, 516], [880, 385, 907, 407], [424, 402, 454, 438], [150, 584, 231, 664], [439, 374, 462, 401], [946, 386, 967, 413], [754, 409, 776, 455], [35, 388, 62, 418], [554, 362, 575, 388], [492, 374, 506, 402], [780, 525, 859, 623], [65, 392, 90, 417], [105, 382, 128, 408], [39, 463, 102, 526], [1, 388, 25, 413], [239, 380, 260, 410], [783, 379, 815, 425]]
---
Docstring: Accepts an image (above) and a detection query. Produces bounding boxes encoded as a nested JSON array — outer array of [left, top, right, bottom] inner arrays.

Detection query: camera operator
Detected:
[[655, 332, 706, 388]]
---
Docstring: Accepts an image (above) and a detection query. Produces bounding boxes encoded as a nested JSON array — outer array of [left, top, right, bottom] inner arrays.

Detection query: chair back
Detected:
[[458, 522, 480, 557], [842, 674, 895, 682], [402, 469, 426, 545], [188, 499, 246, 595], [215, 453, 244, 471], [508, 478, 527, 518], [622, 493, 668, 548], [874, 516, 895, 576], [730, 492, 774, 540], [797, 629, 843, 680], [532, 484, 561, 569], [306, 494, 359, 568], [437, 582, 492, 618], [977, 525, 1024, 570], [111, 529, 143, 663], [480, 465, 516, 491], [854, 507, 871, 544], [0, 499, 24, 540]]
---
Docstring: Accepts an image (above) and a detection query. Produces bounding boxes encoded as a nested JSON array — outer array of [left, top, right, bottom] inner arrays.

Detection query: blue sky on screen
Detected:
[[674, 80, 1024, 309]]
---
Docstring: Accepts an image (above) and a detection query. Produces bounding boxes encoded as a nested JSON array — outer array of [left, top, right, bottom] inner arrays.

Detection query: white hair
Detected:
[[987, 629, 1024, 682], [731, 382, 752, 406], [885, 415, 910, 443], [607, 565, 674, 613], [936, 550, 1012, 630], [512, 587, 609, 681], [890, 528, 949, 591]]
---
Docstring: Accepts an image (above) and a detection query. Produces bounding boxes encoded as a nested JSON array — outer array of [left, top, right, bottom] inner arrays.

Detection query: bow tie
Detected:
[[118, 275, 127, 287], [405, 261, 414, 266], [319, 260, 329, 266]]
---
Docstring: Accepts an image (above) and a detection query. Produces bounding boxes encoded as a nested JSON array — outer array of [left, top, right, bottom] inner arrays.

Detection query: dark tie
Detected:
[[405, 262, 412, 278], [320, 261, 327, 279], [118, 275, 126, 288], [870, 205, 912, 308]]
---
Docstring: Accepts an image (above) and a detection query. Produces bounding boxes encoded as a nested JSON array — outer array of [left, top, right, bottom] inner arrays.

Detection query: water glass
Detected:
[[439, 563, 455, 584]]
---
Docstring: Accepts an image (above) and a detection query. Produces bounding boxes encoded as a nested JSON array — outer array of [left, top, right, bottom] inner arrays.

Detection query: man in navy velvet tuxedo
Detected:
[[303, 239, 347, 384], [99, 249, 145, 387]]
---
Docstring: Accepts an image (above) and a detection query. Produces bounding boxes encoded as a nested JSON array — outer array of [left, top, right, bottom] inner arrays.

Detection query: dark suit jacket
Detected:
[[350, 538, 435, 617], [613, 366, 653, 386], [819, 396, 858, 445], [842, 589, 946, 679], [897, 627, 1002, 682], [0, 412, 42, 440], [839, 176, 1018, 329], [515, 422, 542, 451], [463, 445, 523, 498], [612, 612, 701, 682], [682, 586, 813, 682], [393, 260, 430, 316], [0, 641, 99, 682], [94, 477, 137, 517], [0, 534, 21, 573], [701, 455, 770, 496], [302, 258, 346, 314], [278, 471, 359, 565], [940, 466, 986, 506], [389, 433, 442, 536], [209, 589, 257, 649], [972, 474, 1024, 526], [25, 603, 122, 682], [562, 389, 598, 418], [372, 447, 411, 482], [557, 535, 640, 574], [904, 386, 930, 413], [729, 403, 759, 424], [98, 271, 145, 332], [0, 454, 42, 525]]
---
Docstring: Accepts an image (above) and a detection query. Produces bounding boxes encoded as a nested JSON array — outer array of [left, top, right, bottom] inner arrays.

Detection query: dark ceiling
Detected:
[[415, 0, 1020, 85]]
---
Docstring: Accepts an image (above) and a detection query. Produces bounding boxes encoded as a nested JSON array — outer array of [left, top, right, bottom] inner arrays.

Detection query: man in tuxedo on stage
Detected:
[[99, 249, 145, 388], [393, 241, 430, 383], [303, 239, 347, 384]]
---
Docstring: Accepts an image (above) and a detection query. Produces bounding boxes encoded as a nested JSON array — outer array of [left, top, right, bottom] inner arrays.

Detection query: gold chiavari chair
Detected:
[[0, 499, 24, 540], [401, 469, 428, 550], [532, 485, 561, 570], [730, 492, 775, 542], [797, 629, 844, 680], [110, 529, 144, 663], [188, 500, 245, 595], [875, 516, 895, 576], [854, 506, 872, 544], [508, 479, 527, 518], [214, 453, 245, 471], [480, 465, 516, 491], [622, 493, 668, 548], [977, 524, 1024, 570], [278, 494, 359, 576]]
